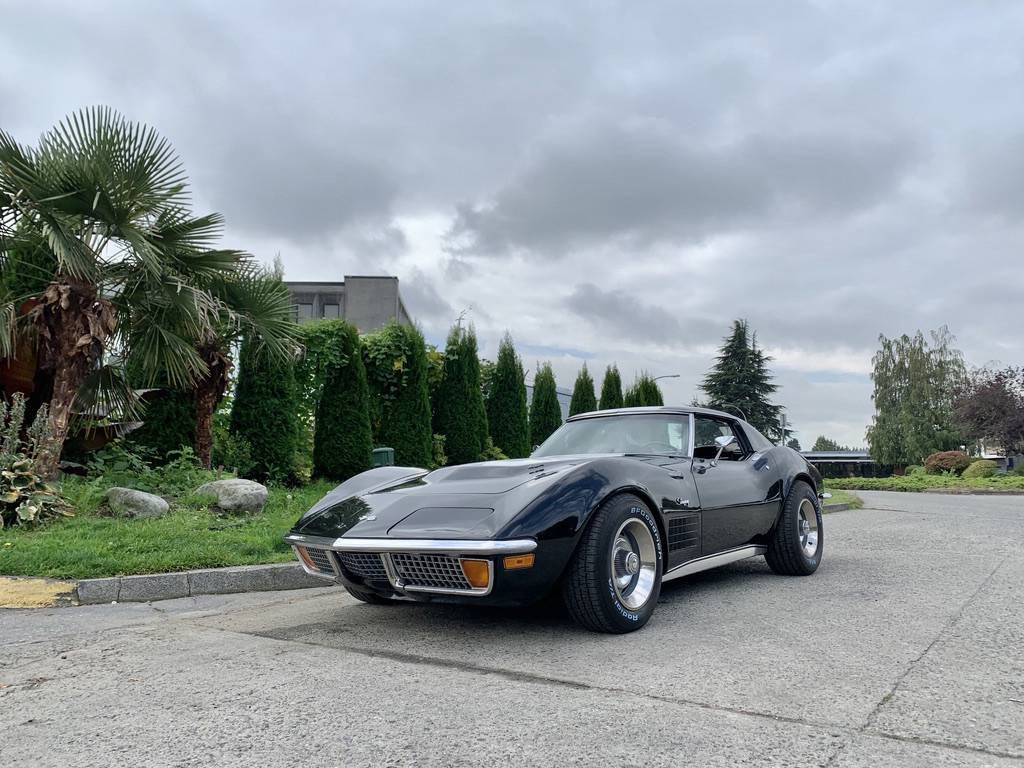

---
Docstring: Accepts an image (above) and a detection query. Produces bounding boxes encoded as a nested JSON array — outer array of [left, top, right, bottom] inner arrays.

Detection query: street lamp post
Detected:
[[652, 374, 680, 382]]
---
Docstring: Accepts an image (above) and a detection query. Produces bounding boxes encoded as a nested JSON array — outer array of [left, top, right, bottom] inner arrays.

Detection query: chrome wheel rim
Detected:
[[610, 517, 657, 610], [798, 499, 819, 557]]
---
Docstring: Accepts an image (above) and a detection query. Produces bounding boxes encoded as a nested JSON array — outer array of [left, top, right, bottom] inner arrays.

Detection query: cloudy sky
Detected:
[[4, 0, 1024, 446]]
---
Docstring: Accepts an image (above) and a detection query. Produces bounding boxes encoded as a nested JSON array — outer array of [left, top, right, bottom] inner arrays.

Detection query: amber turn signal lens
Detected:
[[502, 554, 535, 570], [294, 545, 316, 570], [460, 559, 490, 588]]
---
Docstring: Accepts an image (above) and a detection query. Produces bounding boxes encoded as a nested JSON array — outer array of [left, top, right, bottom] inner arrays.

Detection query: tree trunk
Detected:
[[32, 279, 114, 480], [193, 344, 231, 469]]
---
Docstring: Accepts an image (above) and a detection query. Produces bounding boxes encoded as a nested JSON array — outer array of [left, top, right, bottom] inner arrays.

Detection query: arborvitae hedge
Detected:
[[229, 335, 301, 484], [599, 364, 623, 410], [435, 324, 488, 465], [362, 322, 433, 468], [312, 321, 373, 480], [624, 373, 664, 407], [569, 363, 597, 416], [530, 363, 563, 446], [127, 388, 195, 463], [486, 333, 530, 458]]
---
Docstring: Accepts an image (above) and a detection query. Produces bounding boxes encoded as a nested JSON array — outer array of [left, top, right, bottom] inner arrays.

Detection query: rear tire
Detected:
[[765, 481, 823, 576], [562, 494, 663, 633], [344, 585, 396, 605]]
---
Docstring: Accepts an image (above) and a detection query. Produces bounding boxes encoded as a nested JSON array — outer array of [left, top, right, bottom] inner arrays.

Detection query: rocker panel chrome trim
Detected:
[[661, 545, 767, 583]]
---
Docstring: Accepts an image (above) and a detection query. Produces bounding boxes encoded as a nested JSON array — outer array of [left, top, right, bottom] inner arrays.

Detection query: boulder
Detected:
[[104, 487, 169, 519], [194, 478, 268, 515]]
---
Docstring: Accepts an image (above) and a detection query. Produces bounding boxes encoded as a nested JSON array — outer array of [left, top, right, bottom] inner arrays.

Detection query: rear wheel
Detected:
[[765, 481, 823, 575], [344, 585, 397, 605], [562, 494, 663, 633]]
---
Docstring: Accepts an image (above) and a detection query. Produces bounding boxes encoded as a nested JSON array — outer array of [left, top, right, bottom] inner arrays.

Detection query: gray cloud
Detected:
[[4, 0, 1024, 446], [448, 123, 917, 256]]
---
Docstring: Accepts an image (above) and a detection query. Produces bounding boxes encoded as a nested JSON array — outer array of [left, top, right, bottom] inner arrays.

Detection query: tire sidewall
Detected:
[[597, 497, 664, 630], [792, 485, 823, 570]]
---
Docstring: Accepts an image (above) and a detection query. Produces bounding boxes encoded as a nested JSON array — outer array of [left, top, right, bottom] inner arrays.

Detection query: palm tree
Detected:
[[0, 107, 296, 477]]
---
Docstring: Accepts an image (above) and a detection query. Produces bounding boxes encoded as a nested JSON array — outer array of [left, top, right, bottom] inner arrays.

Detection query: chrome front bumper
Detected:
[[284, 533, 537, 597]]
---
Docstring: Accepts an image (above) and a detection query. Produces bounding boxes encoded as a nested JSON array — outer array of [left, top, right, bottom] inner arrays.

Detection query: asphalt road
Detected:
[[2, 491, 1022, 767]]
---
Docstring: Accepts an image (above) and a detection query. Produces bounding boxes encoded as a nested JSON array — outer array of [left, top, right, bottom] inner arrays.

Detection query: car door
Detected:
[[691, 416, 775, 554]]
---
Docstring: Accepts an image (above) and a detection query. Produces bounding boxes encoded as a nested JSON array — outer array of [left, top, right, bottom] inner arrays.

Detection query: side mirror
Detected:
[[713, 435, 738, 464]]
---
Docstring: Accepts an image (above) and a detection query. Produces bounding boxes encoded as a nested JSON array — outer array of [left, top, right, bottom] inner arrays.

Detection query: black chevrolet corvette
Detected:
[[286, 406, 825, 633]]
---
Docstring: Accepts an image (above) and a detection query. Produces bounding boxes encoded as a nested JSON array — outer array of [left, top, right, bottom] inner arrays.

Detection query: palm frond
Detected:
[[208, 266, 300, 358], [71, 359, 146, 424], [127, 322, 209, 390]]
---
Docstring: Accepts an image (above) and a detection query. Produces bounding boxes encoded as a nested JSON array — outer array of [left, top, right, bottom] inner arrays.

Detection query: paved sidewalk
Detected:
[[2, 492, 1022, 767]]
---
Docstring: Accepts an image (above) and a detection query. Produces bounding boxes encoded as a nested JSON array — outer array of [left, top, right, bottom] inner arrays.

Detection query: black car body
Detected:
[[286, 406, 825, 632]]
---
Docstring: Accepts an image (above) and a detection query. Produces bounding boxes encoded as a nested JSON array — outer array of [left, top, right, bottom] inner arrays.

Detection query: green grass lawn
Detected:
[[0, 479, 336, 580], [822, 488, 863, 509], [826, 474, 1024, 493]]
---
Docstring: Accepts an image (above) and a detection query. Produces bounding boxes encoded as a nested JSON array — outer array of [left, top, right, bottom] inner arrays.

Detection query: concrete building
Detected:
[[284, 276, 412, 333]]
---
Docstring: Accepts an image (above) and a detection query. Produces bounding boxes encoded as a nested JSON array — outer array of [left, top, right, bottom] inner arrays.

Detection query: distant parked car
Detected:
[[286, 406, 825, 633]]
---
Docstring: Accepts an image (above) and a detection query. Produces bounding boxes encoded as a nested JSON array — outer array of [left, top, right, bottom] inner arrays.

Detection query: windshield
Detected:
[[533, 414, 691, 457]]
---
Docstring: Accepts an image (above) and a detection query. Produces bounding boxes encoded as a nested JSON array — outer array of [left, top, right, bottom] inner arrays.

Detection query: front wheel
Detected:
[[765, 481, 823, 576], [562, 494, 663, 633]]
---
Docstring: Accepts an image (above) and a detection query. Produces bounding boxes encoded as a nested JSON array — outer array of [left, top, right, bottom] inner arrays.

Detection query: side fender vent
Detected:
[[667, 514, 700, 552]]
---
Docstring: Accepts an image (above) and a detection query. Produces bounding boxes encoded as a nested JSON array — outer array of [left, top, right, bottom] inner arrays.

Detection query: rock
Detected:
[[104, 487, 169, 519], [194, 478, 268, 515]]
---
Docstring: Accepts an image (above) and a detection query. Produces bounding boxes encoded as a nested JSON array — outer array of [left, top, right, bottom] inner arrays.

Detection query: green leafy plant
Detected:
[[362, 322, 433, 467], [599, 364, 623, 410], [478, 437, 509, 462], [229, 334, 302, 484], [924, 450, 972, 475], [0, 394, 70, 528], [311, 321, 373, 480], [624, 373, 664, 407], [212, 431, 255, 478], [569, 363, 597, 416], [962, 459, 998, 479], [529, 363, 562, 446], [434, 324, 488, 465], [430, 433, 448, 470], [485, 333, 530, 458], [1012, 463, 1024, 477]]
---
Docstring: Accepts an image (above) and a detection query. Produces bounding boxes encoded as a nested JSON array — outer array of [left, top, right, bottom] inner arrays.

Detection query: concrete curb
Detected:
[[75, 562, 329, 605], [822, 503, 854, 513]]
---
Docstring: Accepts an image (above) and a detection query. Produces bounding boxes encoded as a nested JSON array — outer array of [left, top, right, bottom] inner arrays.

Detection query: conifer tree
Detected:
[[530, 363, 563, 446], [623, 373, 664, 407], [486, 333, 530, 458], [599, 364, 623, 410], [700, 319, 782, 440], [230, 335, 301, 484], [312, 322, 373, 480], [435, 324, 489, 464], [362, 323, 433, 468], [568, 363, 598, 416]]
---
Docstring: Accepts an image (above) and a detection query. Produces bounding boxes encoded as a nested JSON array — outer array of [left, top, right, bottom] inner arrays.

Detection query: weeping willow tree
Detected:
[[0, 107, 297, 475]]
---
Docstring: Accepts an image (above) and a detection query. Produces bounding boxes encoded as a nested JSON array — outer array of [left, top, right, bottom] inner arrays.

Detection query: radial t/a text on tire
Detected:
[[562, 493, 663, 633]]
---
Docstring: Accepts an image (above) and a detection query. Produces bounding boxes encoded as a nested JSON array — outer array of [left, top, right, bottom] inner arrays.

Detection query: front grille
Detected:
[[668, 514, 700, 552], [337, 552, 389, 582], [391, 553, 473, 591], [304, 547, 336, 574]]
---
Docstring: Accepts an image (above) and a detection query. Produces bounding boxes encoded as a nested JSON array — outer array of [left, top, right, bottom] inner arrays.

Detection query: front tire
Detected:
[[562, 494, 663, 633], [765, 481, 823, 575]]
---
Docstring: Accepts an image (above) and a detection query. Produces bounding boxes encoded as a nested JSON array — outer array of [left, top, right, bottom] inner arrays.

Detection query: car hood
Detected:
[[293, 455, 599, 540]]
